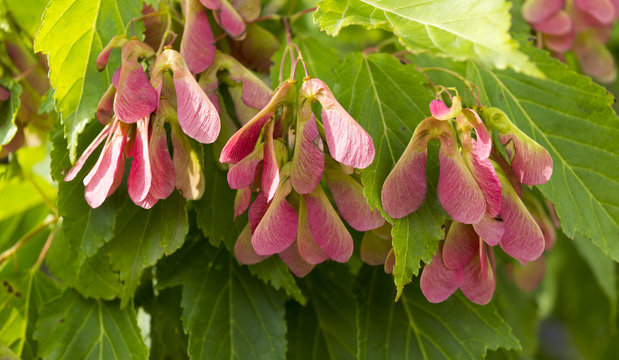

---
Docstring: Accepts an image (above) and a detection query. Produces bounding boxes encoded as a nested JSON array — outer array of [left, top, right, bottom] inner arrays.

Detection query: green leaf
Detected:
[[0, 270, 59, 359], [270, 34, 343, 88], [458, 43, 619, 261], [333, 53, 446, 297], [0, 79, 22, 146], [541, 232, 619, 359], [179, 243, 287, 360], [5, 0, 48, 38], [46, 222, 124, 300], [571, 234, 617, 311], [287, 264, 357, 360], [34, 0, 142, 161], [492, 269, 540, 357], [0, 203, 59, 359], [248, 257, 307, 305], [194, 146, 243, 250], [315, 0, 542, 77], [102, 192, 188, 305], [146, 287, 188, 360], [34, 290, 148, 360], [0, 342, 20, 360], [314, 0, 389, 36], [355, 266, 521, 360]]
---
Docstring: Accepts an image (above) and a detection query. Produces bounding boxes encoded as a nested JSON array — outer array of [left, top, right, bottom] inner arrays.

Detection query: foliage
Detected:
[[0, 0, 617, 359]]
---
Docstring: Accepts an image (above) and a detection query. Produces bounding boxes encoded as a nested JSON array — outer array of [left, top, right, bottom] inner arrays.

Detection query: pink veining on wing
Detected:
[[248, 190, 268, 233], [532, 10, 573, 35], [128, 117, 153, 203], [499, 133, 553, 185], [545, 31, 575, 52], [429, 97, 462, 120], [181, 0, 216, 73], [442, 222, 479, 270], [575, 0, 615, 25], [301, 78, 374, 169], [291, 110, 324, 194], [297, 197, 328, 264], [218, 0, 247, 39], [83, 124, 128, 208], [381, 118, 436, 219], [473, 214, 505, 246], [108, 154, 126, 198], [235, 224, 268, 264], [459, 244, 496, 305], [149, 122, 175, 199], [252, 182, 298, 255], [227, 144, 262, 189], [220, 81, 293, 163], [229, 71, 272, 109], [326, 168, 384, 231], [499, 175, 545, 263], [234, 187, 252, 220], [304, 186, 353, 263], [438, 138, 486, 224], [65, 125, 112, 182], [97, 85, 116, 125], [420, 245, 463, 303], [114, 43, 158, 123], [134, 192, 158, 209], [170, 57, 220, 143], [461, 109, 491, 158], [381, 148, 427, 219], [261, 120, 279, 202], [521, 0, 564, 24], [464, 140, 502, 217], [279, 241, 315, 278]]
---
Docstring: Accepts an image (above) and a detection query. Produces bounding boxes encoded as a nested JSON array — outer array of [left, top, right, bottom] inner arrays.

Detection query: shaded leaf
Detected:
[[355, 266, 521, 360], [287, 264, 357, 360], [102, 192, 188, 305], [179, 243, 286, 360], [248, 257, 307, 305], [46, 222, 124, 300], [34, 290, 148, 360], [147, 287, 188, 360]]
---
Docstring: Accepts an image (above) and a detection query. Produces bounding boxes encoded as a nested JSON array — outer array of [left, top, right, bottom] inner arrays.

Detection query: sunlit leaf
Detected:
[[315, 0, 542, 77], [34, 0, 142, 161]]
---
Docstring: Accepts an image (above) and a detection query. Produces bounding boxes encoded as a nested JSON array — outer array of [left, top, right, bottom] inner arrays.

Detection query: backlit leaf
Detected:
[[34, 0, 142, 161]]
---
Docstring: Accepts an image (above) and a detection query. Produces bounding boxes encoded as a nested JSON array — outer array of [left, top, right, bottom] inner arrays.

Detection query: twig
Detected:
[[0, 216, 59, 265], [32, 225, 57, 270]]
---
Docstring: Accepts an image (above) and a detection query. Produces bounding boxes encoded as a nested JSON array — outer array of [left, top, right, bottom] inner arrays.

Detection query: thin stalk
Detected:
[[0, 216, 59, 265]]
